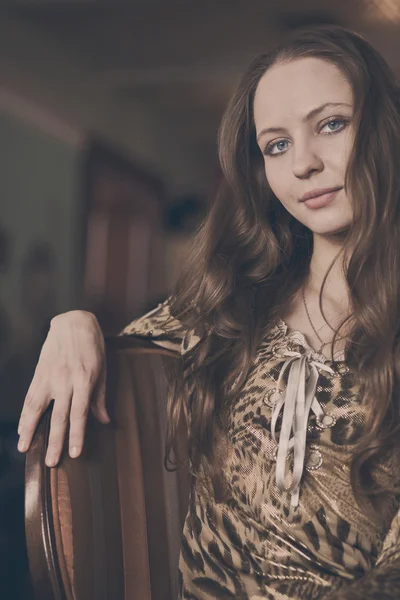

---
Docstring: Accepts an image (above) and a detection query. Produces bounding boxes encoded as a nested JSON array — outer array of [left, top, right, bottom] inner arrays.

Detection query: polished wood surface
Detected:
[[25, 337, 189, 600]]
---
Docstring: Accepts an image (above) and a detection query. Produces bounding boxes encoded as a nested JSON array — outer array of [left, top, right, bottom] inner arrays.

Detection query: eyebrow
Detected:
[[256, 102, 352, 142]]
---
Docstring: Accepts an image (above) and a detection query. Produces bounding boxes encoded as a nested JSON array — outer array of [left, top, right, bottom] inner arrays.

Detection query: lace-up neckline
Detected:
[[275, 317, 347, 364], [266, 316, 349, 521]]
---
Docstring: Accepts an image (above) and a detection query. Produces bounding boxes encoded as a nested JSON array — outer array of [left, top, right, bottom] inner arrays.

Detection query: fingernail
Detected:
[[70, 447, 79, 458], [46, 456, 56, 467], [18, 440, 27, 452]]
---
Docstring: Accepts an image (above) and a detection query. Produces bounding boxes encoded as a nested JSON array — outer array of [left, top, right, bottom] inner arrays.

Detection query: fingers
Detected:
[[45, 390, 72, 467], [90, 363, 110, 425], [18, 365, 109, 465], [18, 377, 50, 453], [68, 385, 92, 459]]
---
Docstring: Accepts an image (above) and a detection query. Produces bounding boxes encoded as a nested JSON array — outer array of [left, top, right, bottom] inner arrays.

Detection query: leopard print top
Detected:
[[119, 298, 400, 599]]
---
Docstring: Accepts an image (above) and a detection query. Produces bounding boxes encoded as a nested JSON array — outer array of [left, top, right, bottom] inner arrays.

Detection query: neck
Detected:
[[306, 232, 351, 315]]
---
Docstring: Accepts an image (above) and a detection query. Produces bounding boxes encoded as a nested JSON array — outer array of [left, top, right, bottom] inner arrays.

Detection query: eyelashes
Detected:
[[263, 117, 350, 158]]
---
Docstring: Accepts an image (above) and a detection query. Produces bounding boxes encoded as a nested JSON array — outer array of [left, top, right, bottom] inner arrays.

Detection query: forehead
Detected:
[[253, 57, 352, 124]]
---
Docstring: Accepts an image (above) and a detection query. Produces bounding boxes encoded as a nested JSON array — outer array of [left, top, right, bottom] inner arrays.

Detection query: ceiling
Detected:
[[1, 0, 400, 195]]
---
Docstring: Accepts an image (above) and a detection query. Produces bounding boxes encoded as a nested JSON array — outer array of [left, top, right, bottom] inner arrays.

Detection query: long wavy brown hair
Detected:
[[164, 24, 400, 526]]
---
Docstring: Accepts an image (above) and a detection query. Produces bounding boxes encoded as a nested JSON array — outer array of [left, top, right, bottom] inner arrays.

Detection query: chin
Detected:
[[298, 209, 353, 235], [308, 222, 351, 237], [284, 203, 353, 235]]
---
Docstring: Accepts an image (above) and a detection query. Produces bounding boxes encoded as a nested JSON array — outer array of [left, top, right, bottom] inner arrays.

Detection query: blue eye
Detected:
[[263, 117, 349, 157], [264, 139, 289, 156], [275, 140, 289, 152], [322, 119, 343, 132]]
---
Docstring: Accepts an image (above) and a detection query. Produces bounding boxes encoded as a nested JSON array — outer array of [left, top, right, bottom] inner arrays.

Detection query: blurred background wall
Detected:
[[0, 107, 80, 315], [0, 1, 399, 597]]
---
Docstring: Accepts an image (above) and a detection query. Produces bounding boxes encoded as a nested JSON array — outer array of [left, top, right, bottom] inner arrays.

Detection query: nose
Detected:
[[292, 141, 324, 179]]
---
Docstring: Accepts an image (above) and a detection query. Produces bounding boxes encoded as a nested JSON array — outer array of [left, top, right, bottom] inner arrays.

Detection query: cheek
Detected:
[[264, 161, 290, 203], [340, 135, 354, 172], [331, 128, 354, 172]]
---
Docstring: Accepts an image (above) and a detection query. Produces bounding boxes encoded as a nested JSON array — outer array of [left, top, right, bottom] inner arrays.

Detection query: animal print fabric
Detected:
[[119, 298, 400, 599]]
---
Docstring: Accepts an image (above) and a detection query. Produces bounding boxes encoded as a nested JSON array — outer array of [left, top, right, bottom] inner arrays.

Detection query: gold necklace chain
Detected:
[[301, 285, 347, 354]]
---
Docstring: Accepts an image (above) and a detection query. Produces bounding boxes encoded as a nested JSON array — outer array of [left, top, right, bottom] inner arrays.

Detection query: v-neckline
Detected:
[[275, 317, 347, 364]]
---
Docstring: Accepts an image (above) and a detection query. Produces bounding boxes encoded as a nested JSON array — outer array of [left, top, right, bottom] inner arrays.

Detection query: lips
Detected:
[[302, 188, 341, 209], [300, 186, 343, 202]]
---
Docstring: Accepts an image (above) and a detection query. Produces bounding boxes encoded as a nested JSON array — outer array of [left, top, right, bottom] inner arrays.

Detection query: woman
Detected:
[[16, 25, 400, 599]]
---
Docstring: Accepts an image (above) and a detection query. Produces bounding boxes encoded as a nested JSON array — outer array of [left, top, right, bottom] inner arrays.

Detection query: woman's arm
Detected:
[[16, 297, 199, 468]]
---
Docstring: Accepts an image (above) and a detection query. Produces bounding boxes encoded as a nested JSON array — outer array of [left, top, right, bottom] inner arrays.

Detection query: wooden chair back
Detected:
[[25, 338, 189, 600]]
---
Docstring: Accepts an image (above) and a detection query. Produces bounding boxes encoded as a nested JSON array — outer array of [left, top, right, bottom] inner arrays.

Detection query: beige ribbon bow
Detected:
[[270, 347, 335, 521]]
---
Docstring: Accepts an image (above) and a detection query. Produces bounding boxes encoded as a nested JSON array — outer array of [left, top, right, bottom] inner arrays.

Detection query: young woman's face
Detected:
[[254, 57, 354, 236]]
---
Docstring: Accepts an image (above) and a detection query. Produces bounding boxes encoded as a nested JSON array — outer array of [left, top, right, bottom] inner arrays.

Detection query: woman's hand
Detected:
[[17, 310, 110, 467]]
